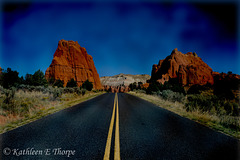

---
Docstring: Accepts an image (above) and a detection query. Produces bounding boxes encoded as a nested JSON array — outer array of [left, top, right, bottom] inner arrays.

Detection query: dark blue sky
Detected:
[[0, 0, 239, 77]]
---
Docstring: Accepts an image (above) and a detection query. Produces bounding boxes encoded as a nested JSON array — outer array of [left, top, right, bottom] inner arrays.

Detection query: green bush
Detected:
[[185, 94, 240, 116], [185, 94, 215, 112], [220, 116, 240, 130], [187, 84, 207, 94], [161, 90, 185, 103], [49, 88, 63, 100], [25, 70, 48, 87], [129, 82, 137, 91], [146, 79, 185, 95], [2, 88, 17, 114], [135, 89, 146, 94], [81, 89, 86, 96], [1, 68, 20, 88], [223, 101, 240, 116], [19, 99, 33, 116], [63, 88, 75, 93], [53, 79, 64, 88], [82, 79, 93, 91], [146, 82, 160, 94], [74, 87, 82, 95], [66, 78, 77, 88]]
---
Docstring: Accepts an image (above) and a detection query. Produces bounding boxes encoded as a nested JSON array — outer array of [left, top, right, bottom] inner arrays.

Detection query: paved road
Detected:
[[0, 93, 239, 160]]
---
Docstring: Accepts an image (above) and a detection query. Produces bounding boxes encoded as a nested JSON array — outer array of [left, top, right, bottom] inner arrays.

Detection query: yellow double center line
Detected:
[[103, 93, 121, 160]]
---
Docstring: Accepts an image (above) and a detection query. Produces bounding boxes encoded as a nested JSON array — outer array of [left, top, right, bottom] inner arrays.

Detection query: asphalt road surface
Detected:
[[0, 93, 239, 160]]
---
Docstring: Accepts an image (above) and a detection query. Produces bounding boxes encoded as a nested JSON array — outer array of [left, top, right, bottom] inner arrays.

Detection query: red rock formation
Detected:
[[45, 40, 102, 89], [151, 48, 214, 86]]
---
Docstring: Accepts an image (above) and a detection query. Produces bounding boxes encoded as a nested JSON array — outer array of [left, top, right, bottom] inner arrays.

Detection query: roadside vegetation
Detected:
[[0, 68, 104, 133], [128, 73, 240, 139]]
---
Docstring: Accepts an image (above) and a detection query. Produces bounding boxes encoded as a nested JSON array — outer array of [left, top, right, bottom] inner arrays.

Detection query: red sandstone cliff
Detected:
[[45, 40, 102, 89], [151, 48, 214, 86]]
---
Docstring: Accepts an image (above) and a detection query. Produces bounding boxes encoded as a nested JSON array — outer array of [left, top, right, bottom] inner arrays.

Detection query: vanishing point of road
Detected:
[[0, 93, 239, 160]]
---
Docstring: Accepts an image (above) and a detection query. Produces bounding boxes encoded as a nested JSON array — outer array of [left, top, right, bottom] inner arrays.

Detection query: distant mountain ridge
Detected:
[[100, 73, 150, 87]]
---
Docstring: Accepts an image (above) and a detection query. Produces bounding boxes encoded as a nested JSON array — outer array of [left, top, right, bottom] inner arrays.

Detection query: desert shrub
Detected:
[[92, 90, 99, 93], [34, 86, 46, 92], [162, 90, 173, 100], [223, 101, 240, 116], [161, 90, 185, 103], [51, 88, 63, 100], [185, 94, 214, 112], [135, 89, 146, 94], [19, 98, 33, 116], [82, 79, 93, 91], [2, 88, 17, 114], [156, 90, 162, 96], [220, 116, 240, 130], [66, 78, 77, 88], [185, 94, 240, 116], [47, 87, 62, 100], [73, 87, 82, 95], [81, 89, 86, 96], [63, 88, 75, 93]]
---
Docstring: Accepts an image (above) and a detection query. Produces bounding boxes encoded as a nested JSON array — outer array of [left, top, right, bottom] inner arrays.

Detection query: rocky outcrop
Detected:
[[45, 40, 102, 89], [100, 73, 150, 87], [151, 48, 214, 86]]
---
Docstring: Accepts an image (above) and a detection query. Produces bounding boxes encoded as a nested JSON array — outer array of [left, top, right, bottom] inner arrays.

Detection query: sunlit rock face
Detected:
[[45, 40, 102, 89], [151, 48, 214, 86]]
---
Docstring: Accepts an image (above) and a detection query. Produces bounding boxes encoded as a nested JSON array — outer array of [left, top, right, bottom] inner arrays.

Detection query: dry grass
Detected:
[[0, 90, 104, 133], [129, 92, 240, 139]]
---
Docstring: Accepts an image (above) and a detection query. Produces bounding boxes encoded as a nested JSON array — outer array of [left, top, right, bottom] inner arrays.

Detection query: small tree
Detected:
[[32, 70, 47, 86], [1, 68, 20, 88], [137, 82, 143, 89], [129, 82, 137, 91], [48, 77, 55, 85], [66, 78, 77, 88], [82, 79, 93, 91], [25, 70, 47, 86], [146, 82, 160, 94], [54, 79, 64, 88]]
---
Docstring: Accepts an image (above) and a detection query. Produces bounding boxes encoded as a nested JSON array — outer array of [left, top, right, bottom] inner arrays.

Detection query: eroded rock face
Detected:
[[151, 48, 214, 86], [45, 40, 102, 89], [100, 74, 150, 93], [100, 73, 150, 87]]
